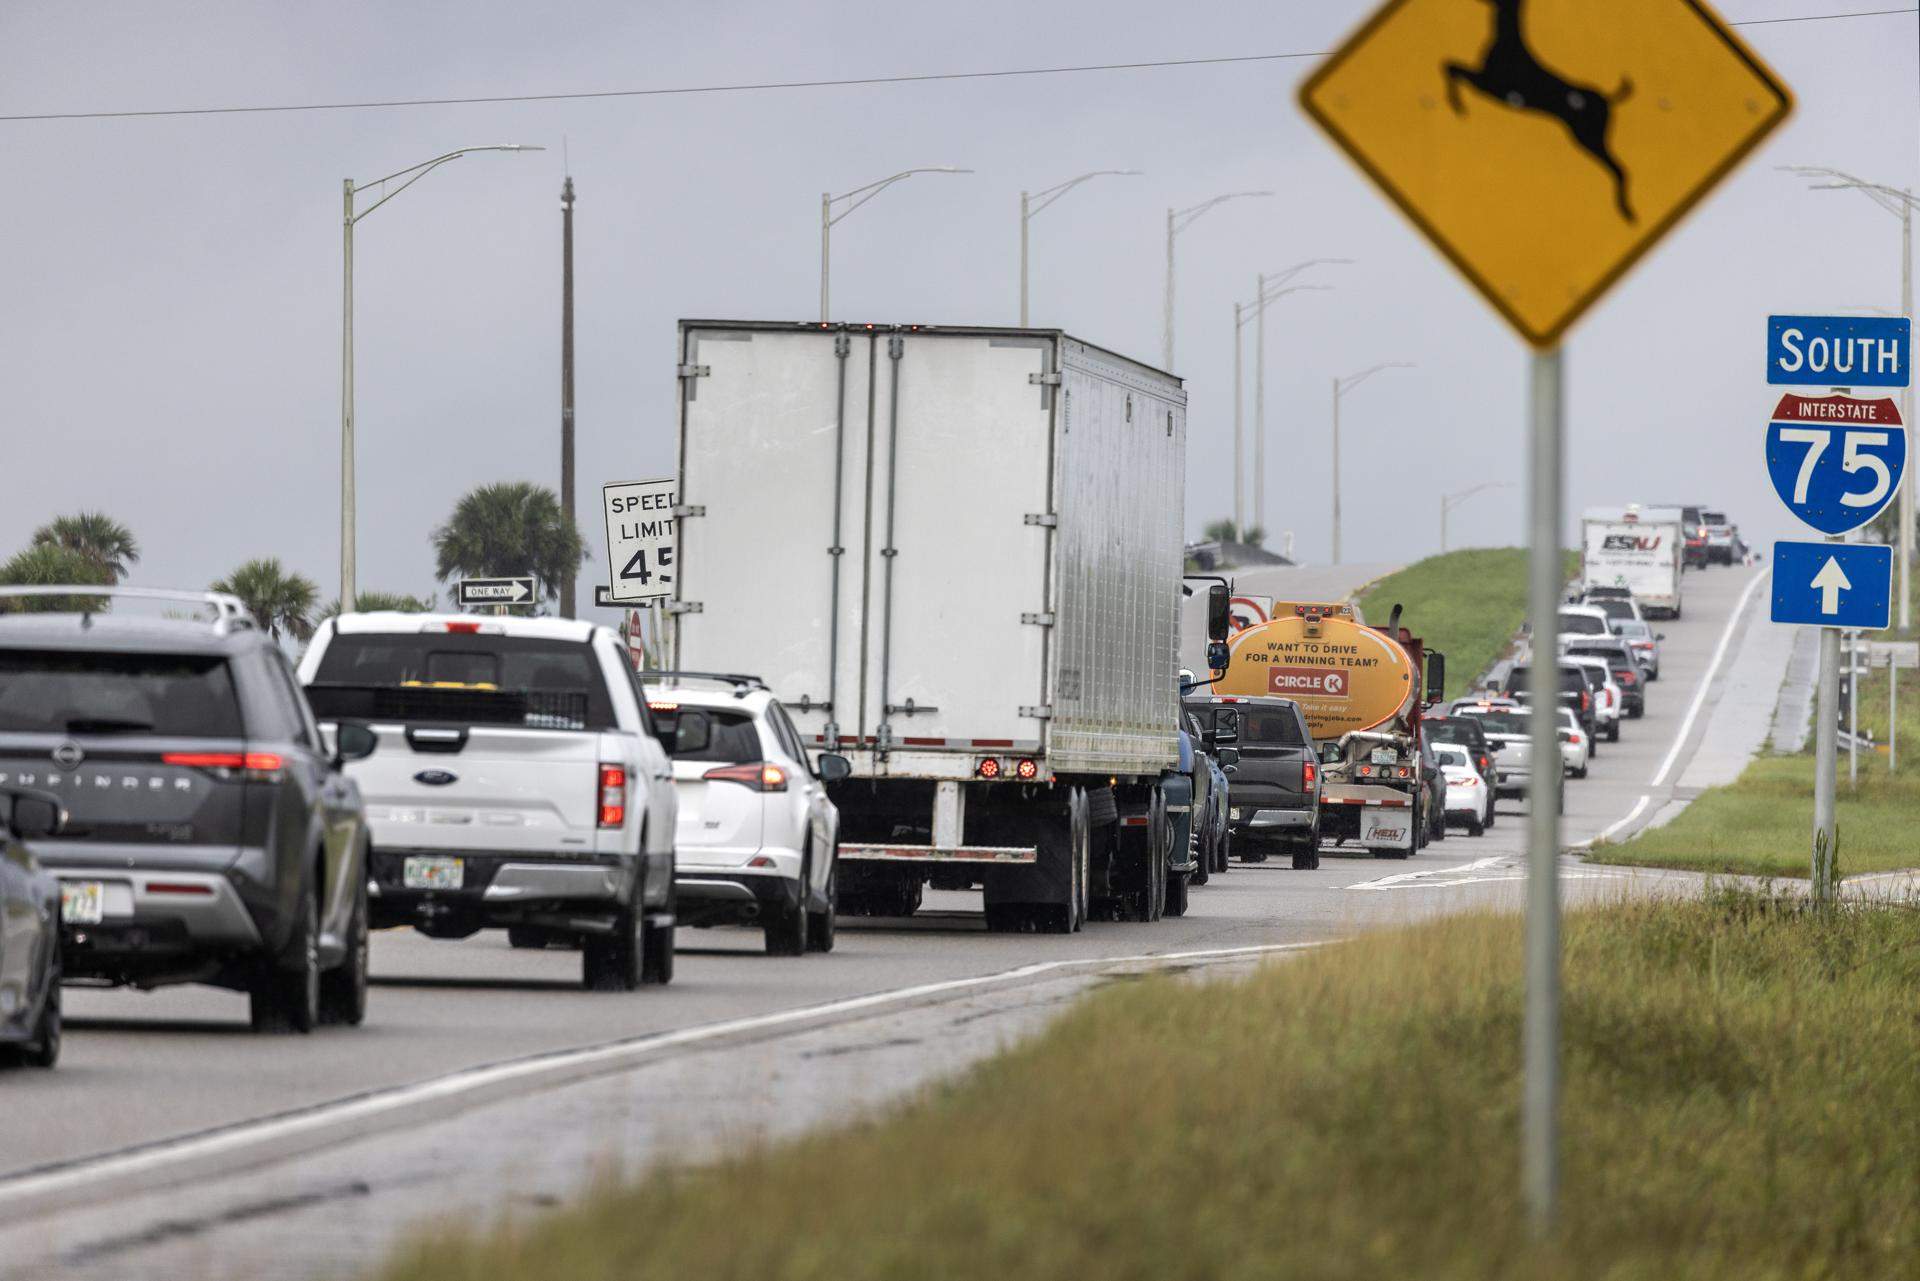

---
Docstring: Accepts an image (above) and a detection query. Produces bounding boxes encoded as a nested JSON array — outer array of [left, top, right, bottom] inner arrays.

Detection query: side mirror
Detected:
[[816, 752, 853, 782], [1206, 584, 1231, 643], [1424, 652, 1446, 703], [1205, 640, 1230, 673], [5, 791, 64, 839], [1655, 633, 1667, 641], [673, 709, 714, 756], [1319, 741, 1342, 764], [1212, 708, 1240, 745], [332, 721, 378, 766], [1216, 747, 1240, 769]]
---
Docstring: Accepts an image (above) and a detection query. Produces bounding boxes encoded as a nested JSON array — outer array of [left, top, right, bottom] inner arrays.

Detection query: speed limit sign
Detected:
[[602, 477, 678, 603]]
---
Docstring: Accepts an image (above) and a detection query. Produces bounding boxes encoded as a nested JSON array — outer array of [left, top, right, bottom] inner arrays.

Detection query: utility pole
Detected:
[[560, 175, 577, 619], [1233, 301, 1245, 537]]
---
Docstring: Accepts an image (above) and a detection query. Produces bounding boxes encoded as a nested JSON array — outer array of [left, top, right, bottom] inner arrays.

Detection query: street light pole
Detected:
[[341, 144, 540, 614], [1162, 190, 1273, 371], [1233, 301, 1245, 536], [820, 166, 973, 322], [1018, 170, 1139, 326], [1331, 362, 1414, 564], [1783, 165, 1919, 630], [1249, 260, 1348, 536]]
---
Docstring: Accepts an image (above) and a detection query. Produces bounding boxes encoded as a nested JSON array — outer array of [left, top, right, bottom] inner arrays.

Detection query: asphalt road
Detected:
[[0, 561, 1782, 1274]]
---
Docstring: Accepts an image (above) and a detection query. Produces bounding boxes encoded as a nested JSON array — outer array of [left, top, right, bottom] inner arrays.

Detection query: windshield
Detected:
[[1615, 620, 1650, 639], [1464, 709, 1529, 735], [1558, 612, 1609, 635], [310, 632, 615, 730], [1703, 511, 1727, 525], [0, 649, 243, 737], [1188, 702, 1306, 747], [1433, 745, 1471, 769], [1592, 599, 1635, 621]]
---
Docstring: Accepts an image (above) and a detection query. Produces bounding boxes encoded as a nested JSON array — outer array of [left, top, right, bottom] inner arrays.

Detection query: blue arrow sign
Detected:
[[1771, 541, 1893, 630], [1767, 315, 1910, 387], [1764, 393, 1906, 536]]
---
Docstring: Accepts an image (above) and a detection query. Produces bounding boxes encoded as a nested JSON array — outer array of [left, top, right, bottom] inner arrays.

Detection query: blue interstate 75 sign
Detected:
[[1771, 541, 1893, 630], [1767, 315, 1911, 388], [1764, 393, 1906, 536]]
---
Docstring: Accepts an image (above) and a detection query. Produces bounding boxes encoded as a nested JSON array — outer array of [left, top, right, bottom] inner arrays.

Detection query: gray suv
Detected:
[[0, 588, 377, 1033]]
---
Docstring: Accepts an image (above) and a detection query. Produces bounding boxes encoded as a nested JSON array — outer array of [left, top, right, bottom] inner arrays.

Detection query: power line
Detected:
[[0, 5, 1911, 125]]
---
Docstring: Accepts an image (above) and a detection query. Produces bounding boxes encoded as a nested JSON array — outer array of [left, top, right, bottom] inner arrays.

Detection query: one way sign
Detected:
[[456, 576, 536, 607], [1771, 542, 1892, 631]]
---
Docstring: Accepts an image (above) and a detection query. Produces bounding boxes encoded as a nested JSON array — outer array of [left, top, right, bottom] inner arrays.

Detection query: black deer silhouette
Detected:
[[1443, 0, 1636, 222]]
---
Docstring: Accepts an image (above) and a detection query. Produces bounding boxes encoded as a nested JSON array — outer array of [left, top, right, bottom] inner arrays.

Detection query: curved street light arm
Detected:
[[1780, 164, 1914, 217], [1242, 282, 1333, 320], [1257, 257, 1355, 299], [1172, 190, 1273, 235], [1337, 360, 1415, 399], [829, 167, 972, 225], [1443, 480, 1514, 513], [352, 145, 544, 222], [1028, 169, 1140, 217]]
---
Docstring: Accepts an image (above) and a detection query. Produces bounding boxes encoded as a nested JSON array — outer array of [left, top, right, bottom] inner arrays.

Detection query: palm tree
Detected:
[[319, 589, 435, 619], [1201, 519, 1266, 547], [432, 482, 586, 607], [0, 544, 112, 613], [32, 512, 140, 583], [212, 558, 320, 641]]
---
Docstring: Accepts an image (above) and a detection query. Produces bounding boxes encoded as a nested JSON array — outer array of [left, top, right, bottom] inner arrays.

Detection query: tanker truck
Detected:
[[1211, 600, 1444, 858]]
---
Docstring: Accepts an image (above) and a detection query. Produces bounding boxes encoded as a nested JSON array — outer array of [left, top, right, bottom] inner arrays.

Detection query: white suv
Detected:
[[641, 673, 847, 956], [1561, 653, 1623, 743]]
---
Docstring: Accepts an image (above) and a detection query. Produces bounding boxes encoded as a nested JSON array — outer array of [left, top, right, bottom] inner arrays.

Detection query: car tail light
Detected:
[[163, 751, 284, 779], [703, 763, 788, 792], [1359, 764, 1374, 777], [145, 881, 216, 896], [1302, 761, 1317, 787], [1015, 757, 1039, 780], [1569, 733, 1583, 746], [1618, 671, 1636, 685], [445, 621, 482, 633], [1478, 754, 1491, 772], [976, 757, 1002, 780], [598, 764, 628, 827], [1580, 691, 1591, 712], [1397, 766, 1412, 779]]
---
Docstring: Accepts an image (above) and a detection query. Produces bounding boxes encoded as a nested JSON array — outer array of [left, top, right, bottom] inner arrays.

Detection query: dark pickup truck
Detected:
[[1184, 695, 1322, 871]]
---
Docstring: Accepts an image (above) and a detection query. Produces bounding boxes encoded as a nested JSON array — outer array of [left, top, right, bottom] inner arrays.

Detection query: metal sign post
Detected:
[[1523, 346, 1564, 1230], [1298, 0, 1793, 1238]]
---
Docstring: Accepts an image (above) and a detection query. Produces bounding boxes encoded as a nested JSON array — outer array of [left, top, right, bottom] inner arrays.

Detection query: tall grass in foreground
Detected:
[[376, 892, 1920, 1281]]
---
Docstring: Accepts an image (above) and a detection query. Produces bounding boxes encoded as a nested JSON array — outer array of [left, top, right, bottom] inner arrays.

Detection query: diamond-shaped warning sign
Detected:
[[1299, 0, 1791, 347]]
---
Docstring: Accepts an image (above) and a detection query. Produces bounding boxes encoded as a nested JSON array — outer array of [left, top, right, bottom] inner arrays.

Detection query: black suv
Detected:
[[1185, 696, 1322, 870], [0, 588, 377, 1033]]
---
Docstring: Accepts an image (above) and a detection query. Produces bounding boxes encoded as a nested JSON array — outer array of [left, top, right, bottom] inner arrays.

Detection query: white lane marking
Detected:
[[0, 940, 1324, 1218], [1579, 793, 1652, 850], [1650, 569, 1771, 788], [1357, 871, 1631, 891], [1349, 856, 1505, 890]]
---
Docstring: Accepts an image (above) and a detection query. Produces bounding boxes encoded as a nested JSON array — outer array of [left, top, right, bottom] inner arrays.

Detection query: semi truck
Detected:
[[1213, 601, 1443, 857], [666, 320, 1196, 932], [1583, 505, 1685, 617]]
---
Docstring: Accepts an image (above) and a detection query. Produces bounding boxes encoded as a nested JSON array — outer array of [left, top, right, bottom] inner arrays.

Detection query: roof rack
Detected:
[[0, 586, 256, 635], [639, 669, 768, 698]]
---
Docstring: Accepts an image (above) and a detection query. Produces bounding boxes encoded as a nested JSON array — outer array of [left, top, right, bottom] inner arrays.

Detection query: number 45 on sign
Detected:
[[602, 478, 679, 603]]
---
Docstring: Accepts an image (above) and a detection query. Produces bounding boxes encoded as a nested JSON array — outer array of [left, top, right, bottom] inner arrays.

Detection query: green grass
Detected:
[[374, 894, 1920, 1281], [1357, 548, 1580, 699], [1593, 754, 1920, 879]]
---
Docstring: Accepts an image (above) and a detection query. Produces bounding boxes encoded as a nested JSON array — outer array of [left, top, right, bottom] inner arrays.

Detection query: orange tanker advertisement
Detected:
[[1213, 603, 1414, 737]]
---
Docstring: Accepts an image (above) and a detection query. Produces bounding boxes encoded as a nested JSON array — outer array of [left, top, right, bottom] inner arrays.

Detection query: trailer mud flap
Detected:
[[1360, 807, 1415, 851]]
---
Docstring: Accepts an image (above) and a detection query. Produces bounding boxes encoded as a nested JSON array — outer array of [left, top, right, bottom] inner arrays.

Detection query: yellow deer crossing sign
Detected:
[[1299, 0, 1791, 347]]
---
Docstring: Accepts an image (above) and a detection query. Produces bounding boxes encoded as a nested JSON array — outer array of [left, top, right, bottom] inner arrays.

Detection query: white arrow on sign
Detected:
[[1811, 556, 1852, 615], [462, 579, 533, 602]]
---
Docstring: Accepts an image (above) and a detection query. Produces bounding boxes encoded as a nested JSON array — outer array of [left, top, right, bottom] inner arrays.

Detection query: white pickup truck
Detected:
[[298, 613, 678, 990]]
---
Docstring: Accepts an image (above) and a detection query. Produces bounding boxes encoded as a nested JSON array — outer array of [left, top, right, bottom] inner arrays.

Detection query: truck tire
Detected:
[[251, 881, 320, 1034], [1164, 870, 1190, 918], [583, 904, 644, 991], [507, 926, 550, 949], [1239, 839, 1268, 864], [318, 873, 369, 1027], [10, 935, 60, 1069], [765, 890, 810, 956], [1466, 812, 1485, 837], [1290, 836, 1320, 871]]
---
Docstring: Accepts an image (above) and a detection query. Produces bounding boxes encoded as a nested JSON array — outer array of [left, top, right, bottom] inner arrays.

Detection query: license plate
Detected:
[[61, 880, 105, 925], [403, 856, 465, 890], [1370, 748, 1397, 766]]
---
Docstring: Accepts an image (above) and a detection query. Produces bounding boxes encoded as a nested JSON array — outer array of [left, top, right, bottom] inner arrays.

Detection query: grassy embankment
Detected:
[[377, 893, 1920, 1281], [1594, 571, 1920, 880], [1356, 547, 1579, 700]]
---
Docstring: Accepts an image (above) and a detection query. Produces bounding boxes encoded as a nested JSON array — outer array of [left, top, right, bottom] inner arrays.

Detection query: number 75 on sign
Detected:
[[1764, 394, 1906, 537], [601, 478, 679, 603]]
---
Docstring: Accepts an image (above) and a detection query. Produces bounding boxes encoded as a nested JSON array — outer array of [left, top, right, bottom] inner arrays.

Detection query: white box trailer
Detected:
[[668, 320, 1188, 932], [1581, 505, 1685, 618]]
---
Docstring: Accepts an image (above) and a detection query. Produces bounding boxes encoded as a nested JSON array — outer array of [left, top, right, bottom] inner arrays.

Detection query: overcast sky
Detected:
[[1, 1, 1915, 623]]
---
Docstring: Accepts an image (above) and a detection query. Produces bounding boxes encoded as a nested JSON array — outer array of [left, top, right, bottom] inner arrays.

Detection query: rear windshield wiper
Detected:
[[64, 717, 156, 734]]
